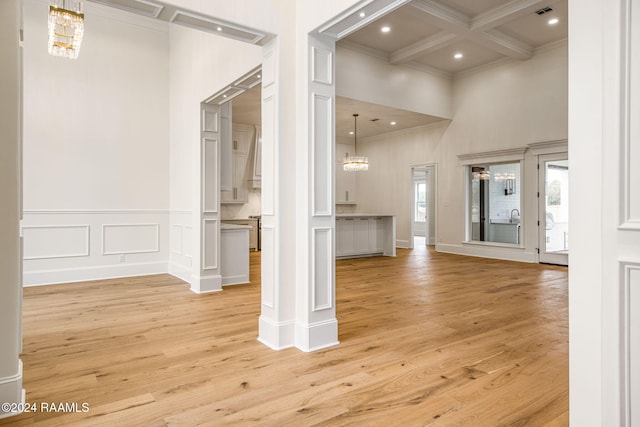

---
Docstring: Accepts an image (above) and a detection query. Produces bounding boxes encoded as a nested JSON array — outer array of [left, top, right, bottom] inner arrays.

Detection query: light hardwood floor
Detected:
[[1, 245, 568, 426]]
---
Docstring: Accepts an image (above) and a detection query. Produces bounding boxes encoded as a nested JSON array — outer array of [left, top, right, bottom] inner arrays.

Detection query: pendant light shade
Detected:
[[343, 113, 368, 172], [48, 0, 84, 60]]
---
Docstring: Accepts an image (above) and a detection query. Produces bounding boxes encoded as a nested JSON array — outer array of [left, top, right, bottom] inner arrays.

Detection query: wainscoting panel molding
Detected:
[[23, 211, 170, 286], [22, 225, 90, 260], [103, 223, 160, 255]]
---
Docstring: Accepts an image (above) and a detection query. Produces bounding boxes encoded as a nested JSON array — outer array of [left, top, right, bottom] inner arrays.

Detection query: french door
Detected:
[[538, 153, 569, 265]]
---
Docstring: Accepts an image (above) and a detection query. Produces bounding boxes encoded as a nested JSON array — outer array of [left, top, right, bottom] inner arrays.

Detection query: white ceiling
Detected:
[[339, 0, 567, 75], [229, 0, 569, 140]]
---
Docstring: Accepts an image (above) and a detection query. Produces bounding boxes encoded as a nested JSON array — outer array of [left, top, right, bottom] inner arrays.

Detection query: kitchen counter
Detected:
[[222, 219, 259, 250], [336, 214, 396, 259]]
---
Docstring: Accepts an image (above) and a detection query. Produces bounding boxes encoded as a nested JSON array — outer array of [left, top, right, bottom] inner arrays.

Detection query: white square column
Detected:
[[258, 34, 339, 352], [0, 0, 25, 419]]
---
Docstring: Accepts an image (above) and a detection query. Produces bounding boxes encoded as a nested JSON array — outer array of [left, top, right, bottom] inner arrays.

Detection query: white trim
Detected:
[[294, 319, 340, 352], [23, 262, 169, 287], [620, 259, 640, 426], [0, 360, 24, 420], [312, 227, 334, 312], [189, 274, 222, 294], [458, 147, 527, 165], [317, 0, 412, 40], [436, 243, 536, 263], [22, 224, 90, 260], [168, 262, 192, 285], [169, 10, 266, 45], [102, 223, 160, 255], [527, 139, 568, 156], [23, 209, 171, 215], [396, 239, 410, 249], [258, 316, 296, 350]]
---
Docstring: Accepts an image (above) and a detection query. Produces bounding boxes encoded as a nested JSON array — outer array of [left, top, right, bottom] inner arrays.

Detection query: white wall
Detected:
[[350, 43, 567, 260], [436, 44, 568, 262], [336, 45, 452, 119], [354, 123, 447, 247], [21, 0, 172, 285]]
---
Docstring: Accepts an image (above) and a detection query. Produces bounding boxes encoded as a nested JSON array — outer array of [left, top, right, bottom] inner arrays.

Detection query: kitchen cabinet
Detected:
[[336, 215, 396, 259], [220, 223, 250, 285], [354, 218, 370, 253], [336, 143, 357, 204], [222, 219, 258, 250], [336, 218, 355, 257]]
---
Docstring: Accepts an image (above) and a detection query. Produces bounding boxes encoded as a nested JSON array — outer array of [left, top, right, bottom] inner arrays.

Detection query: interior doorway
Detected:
[[538, 154, 569, 265], [410, 164, 436, 249]]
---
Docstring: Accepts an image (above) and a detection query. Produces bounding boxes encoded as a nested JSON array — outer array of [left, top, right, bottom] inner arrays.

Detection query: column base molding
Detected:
[[190, 274, 222, 294], [295, 318, 339, 352], [0, 360, 24, 420], [258, 316, 295, 350]]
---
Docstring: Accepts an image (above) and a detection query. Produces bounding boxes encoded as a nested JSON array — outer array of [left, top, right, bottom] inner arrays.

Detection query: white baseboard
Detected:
[[429, 237, 436, 246], [295, 319, 339, 352], [258, 316, 295, 350], [222, 274, 250, 286], [190, 274, 222, 294], [436, 243, 537, 263], [396, 239, 410, 249], [0, 360, 24, 420], [168, 262, 192, 285], [23, 262, 169, 286]]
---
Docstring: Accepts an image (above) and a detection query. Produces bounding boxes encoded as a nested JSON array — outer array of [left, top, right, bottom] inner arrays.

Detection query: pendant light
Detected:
[[343, 113, 368, 171], [48, 0, 85, 60]]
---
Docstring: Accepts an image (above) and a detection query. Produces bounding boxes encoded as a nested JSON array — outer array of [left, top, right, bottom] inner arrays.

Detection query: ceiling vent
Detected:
[[535, 6, 554, 15], [370, 118, 380, 122]]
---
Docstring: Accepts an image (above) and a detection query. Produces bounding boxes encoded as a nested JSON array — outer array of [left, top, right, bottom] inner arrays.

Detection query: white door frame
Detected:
[[537, 153, 569, 266], [409, 163, 437, 249]]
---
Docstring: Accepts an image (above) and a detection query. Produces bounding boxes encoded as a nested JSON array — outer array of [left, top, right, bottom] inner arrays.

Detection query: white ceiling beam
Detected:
[[390, 31, 459, 64], [470, 0, 556, 32], [409, 0, 470, 31], [479, 28, 533, 60], [408, 0, 534, 60]]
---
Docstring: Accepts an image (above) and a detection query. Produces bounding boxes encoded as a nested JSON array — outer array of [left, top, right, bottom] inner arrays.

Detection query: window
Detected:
[[468, 161, 522, 245]]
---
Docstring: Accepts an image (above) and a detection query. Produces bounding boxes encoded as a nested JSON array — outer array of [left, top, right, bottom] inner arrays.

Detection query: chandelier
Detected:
[[48, 0, 84, 60], [343, 113, 368, 172]]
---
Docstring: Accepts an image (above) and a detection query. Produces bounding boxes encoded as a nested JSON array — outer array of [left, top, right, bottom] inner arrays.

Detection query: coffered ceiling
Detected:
[[195, 0, 569, 140], [338, 0, 567, 75]]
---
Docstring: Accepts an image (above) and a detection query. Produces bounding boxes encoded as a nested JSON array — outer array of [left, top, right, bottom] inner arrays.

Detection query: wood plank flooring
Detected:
[[0, 245, 568, 426]]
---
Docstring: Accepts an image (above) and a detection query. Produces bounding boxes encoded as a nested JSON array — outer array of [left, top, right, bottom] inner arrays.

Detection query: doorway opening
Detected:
[[538, 155, 569, 266], [410, 165, 436, 249]]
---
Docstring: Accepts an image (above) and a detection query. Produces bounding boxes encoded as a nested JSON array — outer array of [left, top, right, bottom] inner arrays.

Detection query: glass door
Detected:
[[538, 154, 569, 265]]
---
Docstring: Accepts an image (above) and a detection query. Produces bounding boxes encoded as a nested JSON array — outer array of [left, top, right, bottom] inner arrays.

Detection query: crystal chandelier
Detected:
[[48, 0, 84, 60], [343, 113, 368, 172]]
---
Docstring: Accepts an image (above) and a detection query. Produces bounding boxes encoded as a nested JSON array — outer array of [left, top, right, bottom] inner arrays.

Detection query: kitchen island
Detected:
[[336, 214, 396, 259]]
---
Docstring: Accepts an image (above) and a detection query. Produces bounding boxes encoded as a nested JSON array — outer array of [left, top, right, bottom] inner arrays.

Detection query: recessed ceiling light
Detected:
[[349, 131, 354, 135], [548, 17, 559, 25], [257, 74, 261, 79], [381, 26, 391, 33], [223, 94, 227, 98], [454, 52, 463, 59], [390, 121, 397, 126], [359, 11, 366, 18], [217, 26, 223, 31]]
